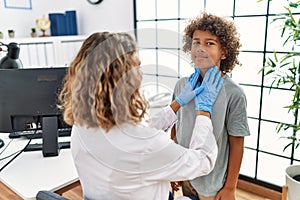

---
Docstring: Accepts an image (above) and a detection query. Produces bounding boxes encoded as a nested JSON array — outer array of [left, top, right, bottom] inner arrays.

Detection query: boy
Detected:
[[171, 12, 250, 200]]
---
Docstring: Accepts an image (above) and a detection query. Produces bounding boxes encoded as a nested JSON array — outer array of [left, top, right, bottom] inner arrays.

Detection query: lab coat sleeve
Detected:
[[149, 106, 177, 132], [147, 115, 218, 182], [189, 115, 217, 170]]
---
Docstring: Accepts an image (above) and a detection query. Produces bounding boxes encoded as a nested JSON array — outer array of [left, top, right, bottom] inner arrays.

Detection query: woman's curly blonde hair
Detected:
[[58, 32, 148, 132], [182, 12, 241, 73]]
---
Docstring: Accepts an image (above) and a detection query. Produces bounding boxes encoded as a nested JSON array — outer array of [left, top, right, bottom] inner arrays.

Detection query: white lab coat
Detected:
[[71, 106, 217, 200]]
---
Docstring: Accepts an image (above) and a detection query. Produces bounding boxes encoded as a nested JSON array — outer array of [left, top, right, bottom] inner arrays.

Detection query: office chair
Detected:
[[36, 190, 69, 200]]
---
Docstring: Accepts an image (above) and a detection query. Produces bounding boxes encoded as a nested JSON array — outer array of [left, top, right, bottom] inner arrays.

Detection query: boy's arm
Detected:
[[226, 135, 244, 189], [216, 135, 244, 200]]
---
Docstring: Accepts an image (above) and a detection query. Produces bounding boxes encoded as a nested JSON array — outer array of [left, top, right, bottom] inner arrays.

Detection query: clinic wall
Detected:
[[0, 0, 134, 38]]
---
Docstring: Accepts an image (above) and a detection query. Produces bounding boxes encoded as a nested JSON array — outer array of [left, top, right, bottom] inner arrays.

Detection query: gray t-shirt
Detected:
[[173, 74, 250, 196]]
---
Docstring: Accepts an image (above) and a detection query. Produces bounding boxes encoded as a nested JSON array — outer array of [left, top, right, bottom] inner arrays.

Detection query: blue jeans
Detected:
[[169, 191, 174, 200], [168, 192, 198, 200]]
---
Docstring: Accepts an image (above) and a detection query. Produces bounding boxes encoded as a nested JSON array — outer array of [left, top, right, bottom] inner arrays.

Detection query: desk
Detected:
[[0, 133, 78, 200]]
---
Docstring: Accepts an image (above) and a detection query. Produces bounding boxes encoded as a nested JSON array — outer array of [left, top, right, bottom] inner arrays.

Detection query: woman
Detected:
[[58, 31, 223, 200]]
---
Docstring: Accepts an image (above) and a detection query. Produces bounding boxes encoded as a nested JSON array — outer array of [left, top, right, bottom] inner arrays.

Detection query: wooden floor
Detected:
[[236, 188, 274, 200], [172, 186, 273, 200], [62, 184, 83, 200], [60, 184, 276, 200], [0, 181, 281, 200]]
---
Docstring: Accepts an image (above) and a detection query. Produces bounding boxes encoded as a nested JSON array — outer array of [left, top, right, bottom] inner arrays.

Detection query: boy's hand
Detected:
[[170, 181, 182, 192]]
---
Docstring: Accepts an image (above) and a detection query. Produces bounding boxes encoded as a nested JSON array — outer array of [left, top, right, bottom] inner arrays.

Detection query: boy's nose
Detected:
[[196, 46, 205, 52]]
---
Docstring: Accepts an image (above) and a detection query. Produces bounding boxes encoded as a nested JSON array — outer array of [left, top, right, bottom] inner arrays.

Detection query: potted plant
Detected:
[[8, 29, 15, 38], [259, 1, 300, 199], [31, 28, 37, 37]]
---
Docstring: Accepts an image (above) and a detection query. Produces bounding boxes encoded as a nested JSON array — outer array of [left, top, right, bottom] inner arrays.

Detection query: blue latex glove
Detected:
[[195, 66, 224, 115], [175, 68, 202, 107]]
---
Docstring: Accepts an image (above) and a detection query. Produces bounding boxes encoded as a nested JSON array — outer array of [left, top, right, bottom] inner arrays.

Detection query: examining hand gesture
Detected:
[[195, 66, 224, 115], [175, 68, 202, 107]]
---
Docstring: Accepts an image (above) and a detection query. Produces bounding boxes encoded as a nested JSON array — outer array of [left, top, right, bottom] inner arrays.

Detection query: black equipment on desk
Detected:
[[0, 67, 70, 157], [0, 42, 23, 69], [42, 116, 59, 157], [9, 127, 71, 139]]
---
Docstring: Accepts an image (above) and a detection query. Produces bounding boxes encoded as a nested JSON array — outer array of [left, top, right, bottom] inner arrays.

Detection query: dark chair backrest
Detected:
[[36, 190, 69, 200]]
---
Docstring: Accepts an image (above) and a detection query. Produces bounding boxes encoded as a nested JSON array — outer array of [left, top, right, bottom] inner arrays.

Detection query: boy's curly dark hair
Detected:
[[182, 12, 241, 73]]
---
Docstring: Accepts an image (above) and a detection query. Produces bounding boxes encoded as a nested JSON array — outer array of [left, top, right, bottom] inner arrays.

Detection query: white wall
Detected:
[[0, 0, 134, 38]]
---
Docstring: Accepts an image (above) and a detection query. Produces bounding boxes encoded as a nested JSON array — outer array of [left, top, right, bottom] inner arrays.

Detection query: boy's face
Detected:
[[191, 30, 226, 73]]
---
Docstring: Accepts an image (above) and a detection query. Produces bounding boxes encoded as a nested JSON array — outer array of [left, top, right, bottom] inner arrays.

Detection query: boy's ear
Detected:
[[221, 48, 228, 60]]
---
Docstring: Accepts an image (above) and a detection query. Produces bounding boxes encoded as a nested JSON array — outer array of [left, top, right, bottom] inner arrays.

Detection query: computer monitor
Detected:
[[0, 67, 68, 133]]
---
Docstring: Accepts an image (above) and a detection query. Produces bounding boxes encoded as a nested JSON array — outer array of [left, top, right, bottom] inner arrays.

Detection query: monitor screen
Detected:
[[0, 67, 68, 133]]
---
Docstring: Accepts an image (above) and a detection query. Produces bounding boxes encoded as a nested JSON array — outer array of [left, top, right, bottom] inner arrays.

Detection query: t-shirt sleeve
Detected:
[[226, 89, 250, 137]]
